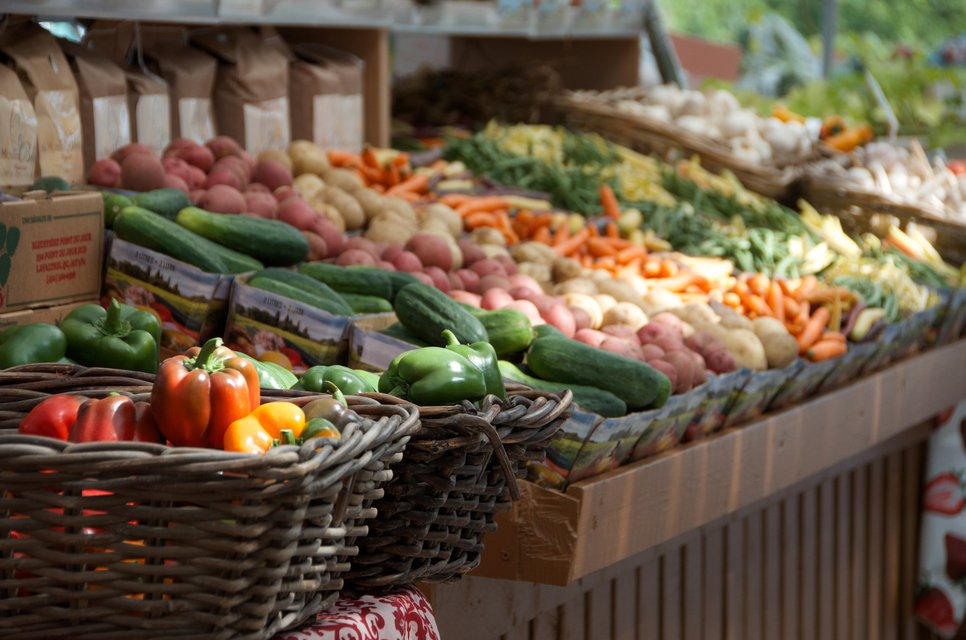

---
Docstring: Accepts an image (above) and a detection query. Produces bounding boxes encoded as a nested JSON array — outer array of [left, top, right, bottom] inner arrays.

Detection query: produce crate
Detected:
[[344, 385, 573, 590], [0, 365, 419, 639]]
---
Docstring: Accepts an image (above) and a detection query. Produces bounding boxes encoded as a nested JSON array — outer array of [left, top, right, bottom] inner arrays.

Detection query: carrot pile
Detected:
[[327, 148, 439, 200], [720, 273, 856, 361]]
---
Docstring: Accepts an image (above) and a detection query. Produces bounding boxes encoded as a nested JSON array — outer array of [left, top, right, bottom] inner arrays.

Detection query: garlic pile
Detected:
[[812, 141, 966, 222], [569, 85, 815, 167]]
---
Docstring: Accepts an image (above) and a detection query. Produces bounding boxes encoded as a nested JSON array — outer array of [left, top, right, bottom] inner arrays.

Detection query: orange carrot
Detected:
[[579, 254, 593, 268], [595, 256, 616, 270], [643, 259, 661, 278], [554, 227, 591, 256], [783, 296, 801, 319], [588, 237, 617, 258], [600, 184, 621, 219], [768, 281, 785, 323], [723, 292, 742, 308], [807, 340, 848, 361], [745, 294, 772, 317], [456, 197, 509, 218], [361, 147, 381, 170], [778, 279, 797, 298], [391, 153, 409, 169], [659, 260, 679, 278], [463, 212, 499, 229], [386, 173, 429, 195], [327, 150, 359, 167], [552, 225, 571, 247], [647, 273, 704, 292], [439, 193, 473, 208], [385, 164, 401, 187], [821, 331, 846, 343], [616, 245, 646, 264], [533, 225, 552, 245], [588, 224, 600, 238], [797, 306, 830, 353], [749, 273, 770, 297], [605, 222, 619, 239], [796, 275, 818, 298]]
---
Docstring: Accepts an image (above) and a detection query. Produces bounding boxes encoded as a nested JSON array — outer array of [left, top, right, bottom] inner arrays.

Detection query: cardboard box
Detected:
[[475, 339, 966, 586], [0, 191, 103, 313], [0, 298, 97, 329], [102, 236, 232, 355], [223, 276, 350, 372]]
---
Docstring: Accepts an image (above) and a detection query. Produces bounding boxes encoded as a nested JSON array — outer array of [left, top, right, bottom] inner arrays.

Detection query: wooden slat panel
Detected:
[[640, 555, 661, 639], [801, 486, 818, 640], [902, 444, 924, 640], [835, 473, 852, 640], [588, 579, 613, 640], [531, 609, 558, 640], [744, 511, 763, 640], [852, 465, 869, 640], [683, 537, 704, 640], [884, 452, 903, 640], [763, 503, 782, 639], [818, 478, 836, 640], [703, 526, 725, 640], [613, 567, 637, 640], [662, 547, 683, 640], [783, 494, 801, 640], [725, 518, 745, 640], [559, 593, 586, 640], [504, 620, 530, 640], [868, 459, 886, 639]]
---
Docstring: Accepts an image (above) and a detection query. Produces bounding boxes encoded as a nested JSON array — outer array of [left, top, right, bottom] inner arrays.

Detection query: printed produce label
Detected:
[[312, 94, 341, 150], [135, 94, 170, 156], [225, 279, 349, 373], [103, 238, 230, 354], [35, 89, 83, 183], [917, 402, 966, 637], [0, 95, 38, 186], [91, 95, 131, 162], [178, 97, 215, 143], [243, 97, 290, 154]]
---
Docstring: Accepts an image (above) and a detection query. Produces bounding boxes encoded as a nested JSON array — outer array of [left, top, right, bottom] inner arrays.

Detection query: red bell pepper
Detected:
[[19, 395, 88, 440], [68, 395, 164, 444]]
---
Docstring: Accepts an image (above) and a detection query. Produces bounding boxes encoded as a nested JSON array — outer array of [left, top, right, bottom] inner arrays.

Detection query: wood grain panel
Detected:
[[884, 452, 903, 640], [703, 527, 725, 640], [782, 493, 801, 640], [818, 479, 836, 640], [662, 548, 682, 640], [835, 473, 852, 640], [744, 511, 763, 640], [801, 486, 818, 640], [613, 568, 637, 640], [868, 459, 886, 639], [683, 537, 704, 640], [724, 518, 745, 640], [763, 504, 782, 639], [852, 465, 869, 640]]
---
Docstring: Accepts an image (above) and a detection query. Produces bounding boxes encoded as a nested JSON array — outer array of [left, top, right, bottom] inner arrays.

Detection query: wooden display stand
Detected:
[[424, 340, 966, 640]]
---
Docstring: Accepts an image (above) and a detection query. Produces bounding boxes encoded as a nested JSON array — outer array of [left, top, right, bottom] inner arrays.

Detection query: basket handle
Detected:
[[471, 407, 520, 501]]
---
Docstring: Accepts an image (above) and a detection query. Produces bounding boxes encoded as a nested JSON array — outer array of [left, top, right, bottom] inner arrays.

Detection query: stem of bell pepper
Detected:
[[191, 338, 224, 373], [324, 381, 347, 406], [94, 299, 131, 337]]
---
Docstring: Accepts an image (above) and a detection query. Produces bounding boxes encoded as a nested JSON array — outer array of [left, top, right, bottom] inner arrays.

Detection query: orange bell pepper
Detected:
[[223, 402, 306, 454]]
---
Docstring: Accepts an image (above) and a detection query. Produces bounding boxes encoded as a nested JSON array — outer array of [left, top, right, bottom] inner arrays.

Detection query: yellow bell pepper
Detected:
[[222, 401, 306, 454]]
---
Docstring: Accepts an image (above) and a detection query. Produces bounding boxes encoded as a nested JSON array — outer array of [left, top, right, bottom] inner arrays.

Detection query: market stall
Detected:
[[0, 5, 964, 640]]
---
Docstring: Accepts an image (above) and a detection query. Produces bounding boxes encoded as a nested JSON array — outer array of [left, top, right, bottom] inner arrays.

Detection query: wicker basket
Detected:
[[0, 365, 419, 640], [345, 384, 573, 589], [556, 95, 806, 201]]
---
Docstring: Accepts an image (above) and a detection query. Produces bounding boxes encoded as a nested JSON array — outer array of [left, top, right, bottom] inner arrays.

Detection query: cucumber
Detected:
[[176, 206, 308, 266], [527, 337, 670, 410], [133, 188, 192, 221], [298, 263, 394, 300], [533, 324, 566, 341], [209, 244, 264, 274], [351, 267, 421, 301], [254, 267, 351, 312], [394, 282, 488, 346], [341, 293, 393, 314], [248, 276, 352, 316], [476, 308, 532, 356], [498, 361, 626, 417], [102, 192, 132, 228], [113, 206, 229, 273], [380, 322, 431, 347]]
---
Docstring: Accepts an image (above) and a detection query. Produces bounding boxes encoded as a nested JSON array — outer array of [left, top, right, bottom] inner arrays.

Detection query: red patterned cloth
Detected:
[[275, 587, 441, 640]]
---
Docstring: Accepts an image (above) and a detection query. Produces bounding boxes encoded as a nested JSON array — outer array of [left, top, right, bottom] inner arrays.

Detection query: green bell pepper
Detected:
[[235, 352, 298, 390], [441, 330, 506, 399], [0, 323, 68, 368], [378, 345, 488, 406], [295, 365, 377, 395], [60, 299, 161, 373]]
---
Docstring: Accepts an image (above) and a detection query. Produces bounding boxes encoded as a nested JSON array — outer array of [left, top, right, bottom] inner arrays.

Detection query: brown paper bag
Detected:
[[192, 28, 290, 154], [62, 42, 131, 169], [0, 63, 38, 186], [143, 43, 217, 143], [125, 65, 170, 156], [293, 44, 364, 151], [1, 24, 83, 183], [289, 56, 342, 146]]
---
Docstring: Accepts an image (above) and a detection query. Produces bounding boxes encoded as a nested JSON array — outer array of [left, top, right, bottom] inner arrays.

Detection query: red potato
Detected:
[[200, 184, 246, 214], [162, 174, 189, 193], [575, 328, 608, 348], [685, 331, 727, 359], [206, 168, 245, 191], [213, 157, 251, 183], [570, 306, 592, 331], [120, 154, 165, 192], [344, 237, 379, 258], [601, 324, 641, 344], [410, 271, 434, 286], [189, 189, 206, 205], [302, 230, 328, 261], [541, 304, 576, 338], [336, 249, 376, 267], [424, 266, 451, 291], [246, 182, 270, 194], [457, 238, 486, 265], [406, 233, 453, 271], [239, 150, 256, 172], [648, 360, 678, 390], [663, 351, 695, 393], [455, 269, 480, 293], [273, 185, 297, 203], [686, 350, 708, 386], [245, 192, 279, 218], [111, 143, 153, 164], [639, 344, 666, 362], [600, 337, 643, 360], [481, 288, 514, 311], [310, 218, 346, 256], [187, 165, 207, 189], [505, 299, 544, 326], [381, 244, 405, 263], [177, 144, 215, 172], [205, 136, 242, 159], [477, 274, 511, 293], [508, 273, 543, 296], [528, 293, 560, 314], [449, 290, 482, 307], [242, 210, 273, 219], [448, 272, 464, 290], [375, 261, 396, 271], [88, 157, 121, 187], [637, 322, 677, 345], [163, 138, 196, 157], [163, 156, 193, 184], [704, 349, 736, 374], [470, 259, 507, 278], [653, 335, 685, 353], [494, 254, 518, 276], [392, 251, 423, 273], [252, 158, 293, 192], [509, 286, 537, 300], [650, 312, 688, 338]]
